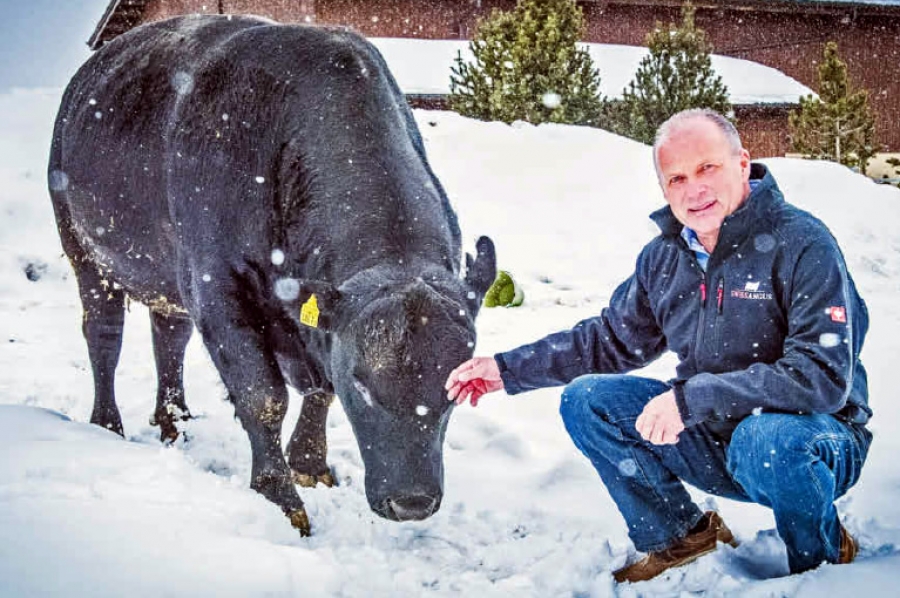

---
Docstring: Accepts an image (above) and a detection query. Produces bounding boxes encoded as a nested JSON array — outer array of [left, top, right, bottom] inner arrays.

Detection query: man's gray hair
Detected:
[[652, 109, 743, 175]]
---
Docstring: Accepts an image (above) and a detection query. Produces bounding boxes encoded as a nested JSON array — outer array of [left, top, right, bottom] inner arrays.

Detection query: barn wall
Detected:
[[579, 3, 900, 151], [129, 0, 900, 152]]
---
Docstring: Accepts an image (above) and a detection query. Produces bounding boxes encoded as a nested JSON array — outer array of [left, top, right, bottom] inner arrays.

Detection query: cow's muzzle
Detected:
[[379, 494, 440, 521]]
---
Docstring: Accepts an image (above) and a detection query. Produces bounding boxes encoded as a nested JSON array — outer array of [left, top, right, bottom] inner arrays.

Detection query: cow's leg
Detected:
[[149, 311, 193, 443], [287, 391, 336, 488], [194, 309, 310, 535], [75, 264, 127, 437], [51, 196, 127, 436]]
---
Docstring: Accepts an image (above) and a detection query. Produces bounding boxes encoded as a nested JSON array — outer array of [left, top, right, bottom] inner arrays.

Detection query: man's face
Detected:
[[656, 119, 751, 249]]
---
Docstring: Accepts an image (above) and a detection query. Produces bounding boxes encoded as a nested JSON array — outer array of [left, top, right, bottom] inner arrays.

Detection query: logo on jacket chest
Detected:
[[730, 280, 773, 301]]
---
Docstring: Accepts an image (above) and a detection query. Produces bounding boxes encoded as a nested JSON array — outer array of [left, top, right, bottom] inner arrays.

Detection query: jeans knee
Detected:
[[728, 414, 819, 497], [559, 375, 602, 436], [559, 374, 664, 440]]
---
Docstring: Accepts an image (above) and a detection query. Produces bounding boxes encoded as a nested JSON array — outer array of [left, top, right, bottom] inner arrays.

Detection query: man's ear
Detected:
[[287, 280, 341, 331], [464, 236, 497, 314]]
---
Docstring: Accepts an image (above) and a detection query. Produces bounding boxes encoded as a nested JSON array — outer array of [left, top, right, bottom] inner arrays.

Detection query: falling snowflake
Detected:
[[819, 333, 841, 348], [754, 233, 776, 253], [274, 278, 300, 301], [541, 92, 562, 109], [171, 71, 194, 95], [618, 459, 638, 477], [48, 170, 69, 192]]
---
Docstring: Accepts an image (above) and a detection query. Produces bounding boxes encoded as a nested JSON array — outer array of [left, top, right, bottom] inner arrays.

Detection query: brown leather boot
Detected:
[[838, 523, 858, 564], [613, 511, 738, 584]]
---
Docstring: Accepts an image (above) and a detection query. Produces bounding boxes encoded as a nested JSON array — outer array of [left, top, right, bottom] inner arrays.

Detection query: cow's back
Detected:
[[50, 14, 460, 309], [49, 15, 280, 304]]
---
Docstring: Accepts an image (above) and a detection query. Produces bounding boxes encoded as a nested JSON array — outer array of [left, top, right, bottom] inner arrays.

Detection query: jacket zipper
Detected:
[[694, 272, 708, 366], [695, 274, 725, 366], [716, 277, 724, 314]]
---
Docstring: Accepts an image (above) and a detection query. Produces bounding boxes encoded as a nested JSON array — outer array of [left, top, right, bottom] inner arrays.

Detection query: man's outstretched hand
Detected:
[[445, 357, 504, 407], [635, 390, 685, 445]]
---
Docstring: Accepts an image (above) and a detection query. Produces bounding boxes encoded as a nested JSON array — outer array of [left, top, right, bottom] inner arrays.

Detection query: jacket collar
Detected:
[[649, 163, 782, 263]]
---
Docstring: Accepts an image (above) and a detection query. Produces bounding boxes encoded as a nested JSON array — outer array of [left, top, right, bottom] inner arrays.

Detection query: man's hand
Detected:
[[635, 390, 685, 445], [444, 357, 504, 407]]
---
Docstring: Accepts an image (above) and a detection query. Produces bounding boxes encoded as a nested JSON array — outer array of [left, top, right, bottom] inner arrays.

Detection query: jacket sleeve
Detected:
[[675, 234, 867, 426], [495, 257, 668, 395]]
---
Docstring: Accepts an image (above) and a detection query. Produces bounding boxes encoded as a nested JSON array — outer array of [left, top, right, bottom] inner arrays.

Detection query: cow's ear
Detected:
[[295, 280, 341, 331], [464, 236, 497, 313]]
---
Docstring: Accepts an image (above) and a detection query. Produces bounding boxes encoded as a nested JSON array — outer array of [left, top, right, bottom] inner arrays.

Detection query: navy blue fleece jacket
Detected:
[[495, 163, 871, 427]]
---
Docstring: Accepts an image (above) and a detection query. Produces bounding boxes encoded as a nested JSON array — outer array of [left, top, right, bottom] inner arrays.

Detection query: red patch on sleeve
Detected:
[[829, 307, 847, 323]]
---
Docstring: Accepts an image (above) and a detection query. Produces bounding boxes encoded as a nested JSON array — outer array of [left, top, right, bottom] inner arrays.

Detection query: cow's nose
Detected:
[[386, 494, 439, 521]]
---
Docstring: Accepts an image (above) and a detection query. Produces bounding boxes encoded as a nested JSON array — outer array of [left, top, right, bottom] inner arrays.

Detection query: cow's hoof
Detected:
[[91, 411, 124, 437], [149, 419, 182, 444], [149, 406, 192, 427], [150, 407, 193, 443], [288, 509, 311, 536], [291, 469, 336, 488]]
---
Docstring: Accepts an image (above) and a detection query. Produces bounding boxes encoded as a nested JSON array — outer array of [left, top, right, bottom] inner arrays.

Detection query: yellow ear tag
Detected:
[[300, 294, 320, 328]]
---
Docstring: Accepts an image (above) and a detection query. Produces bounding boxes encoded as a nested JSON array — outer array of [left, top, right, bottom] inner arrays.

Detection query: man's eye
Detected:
[[701, 163, 716, 172], [668, 176, 684, 186]]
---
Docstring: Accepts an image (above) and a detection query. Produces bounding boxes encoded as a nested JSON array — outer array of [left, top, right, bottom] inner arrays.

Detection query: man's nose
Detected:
[[685, 180, 709, 201]]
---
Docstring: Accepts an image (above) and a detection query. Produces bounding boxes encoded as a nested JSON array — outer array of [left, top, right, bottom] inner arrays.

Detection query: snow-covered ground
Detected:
[[2, 87, 900, 597]]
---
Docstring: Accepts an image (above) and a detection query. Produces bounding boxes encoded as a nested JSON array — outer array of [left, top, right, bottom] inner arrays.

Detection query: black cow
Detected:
[[48, 14, 496, 534]]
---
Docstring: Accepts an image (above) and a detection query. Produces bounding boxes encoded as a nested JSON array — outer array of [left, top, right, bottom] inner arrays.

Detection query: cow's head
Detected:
[[285, 237, 495, 520]]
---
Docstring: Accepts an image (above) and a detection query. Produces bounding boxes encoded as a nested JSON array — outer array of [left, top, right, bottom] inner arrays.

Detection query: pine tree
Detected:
[[789, 42, 876, 174], [449, 0, 603, 126], [607, 2, 731, 144]]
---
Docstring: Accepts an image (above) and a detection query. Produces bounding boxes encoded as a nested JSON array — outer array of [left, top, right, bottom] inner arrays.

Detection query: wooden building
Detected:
[[88, 0, 900, 157]]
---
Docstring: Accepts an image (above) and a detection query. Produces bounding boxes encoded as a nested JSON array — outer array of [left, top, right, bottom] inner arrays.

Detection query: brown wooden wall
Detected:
[[579, 3, 900, 154], [142, 0, 210, 21], [732, 104, 794, 158], [128, 0, 900, 155]]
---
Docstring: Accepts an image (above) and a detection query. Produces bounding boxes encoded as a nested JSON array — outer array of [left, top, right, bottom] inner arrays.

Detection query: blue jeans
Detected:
[[559, 374, 872, 574]]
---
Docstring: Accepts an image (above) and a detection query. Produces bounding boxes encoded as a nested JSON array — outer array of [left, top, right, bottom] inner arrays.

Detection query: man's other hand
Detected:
[[445, 357, 504, 407], [636, 390, 685, 445]]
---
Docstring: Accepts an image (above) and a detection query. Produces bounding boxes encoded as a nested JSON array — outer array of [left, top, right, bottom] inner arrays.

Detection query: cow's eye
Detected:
[[353, 379, 374, 407]]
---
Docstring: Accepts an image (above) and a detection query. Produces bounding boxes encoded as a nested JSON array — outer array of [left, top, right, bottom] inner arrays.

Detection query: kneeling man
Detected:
[[446, 109, 872, 582]]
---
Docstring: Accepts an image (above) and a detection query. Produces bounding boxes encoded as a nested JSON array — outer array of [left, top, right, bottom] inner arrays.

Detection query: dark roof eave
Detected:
[[734, 101, 799, 109], [88, 0, 124, 50]]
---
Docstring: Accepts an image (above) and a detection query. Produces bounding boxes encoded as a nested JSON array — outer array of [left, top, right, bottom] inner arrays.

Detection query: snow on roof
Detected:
[[369, 38, 814, 105]]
